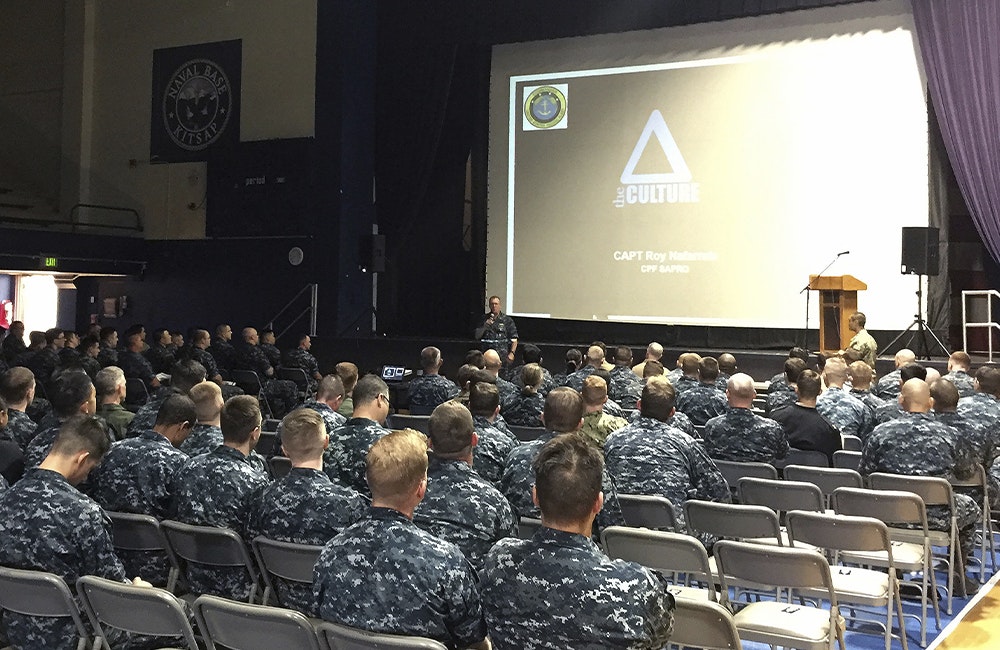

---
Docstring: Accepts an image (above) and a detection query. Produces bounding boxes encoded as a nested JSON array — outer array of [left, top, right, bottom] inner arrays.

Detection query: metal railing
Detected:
[[962, 290, 1000, 361], [266, 284, 318, 340]]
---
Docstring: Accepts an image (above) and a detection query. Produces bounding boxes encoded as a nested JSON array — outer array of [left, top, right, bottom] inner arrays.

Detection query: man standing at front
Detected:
[[483, 433, 674, 649], [476, 295, 518, 366], [843, 312, 877, 369]]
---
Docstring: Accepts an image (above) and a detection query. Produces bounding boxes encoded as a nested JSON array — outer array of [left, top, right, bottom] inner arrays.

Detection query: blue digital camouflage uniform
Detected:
[[666, 367, 683, 384], [170, 445, 270, 600], [716, 373, 731, 391], [3, 407, 37, 450], [282, 347, 321, 383], [126, 387, 179, 437], [943, 370, 977, 399], [609, 366, 643, 410], [860, 412, 981, 557], [235, 343, 298, 418], [563, 365, 596, 391], [178, 423, 223, 457], [577, 410, 628, 449], [26, 347, 59, 390], [603, 398, 627, 419], [874, 401, 905, 425], [501, 390, 545, 427], [0, 473, 7, 491], [24, 422, 61, 469], [97, 344, 118, 368], [79, 354, 101, 379], [208, 340, 237, 376], [674, 383, 728, 426], [274, 400, 346, 456], [482, 527, 675, 650], [259, 342, 281, 370], [407, 373, 460, 415], [672, 375, 699, 398], [478, 312, 518, 362], [0, 468, 128, 650], [703, 408, 788, 462], [327, 417, 390, 494], [769, 372, 790, 391], [247, 467, 366, 614], [472, 415, 519, 486], [957, 393, 1000, 503], [190, 346, 220, 379], [851, 388, 887, 414], [874, 369, 902, 400], [118, 349, 157, 386], [500, 431, 625, 531], [496, 376, 519, 410], [314, 506, 488, 648], [667, 410, 697, 437], [605, 415, 731, 538], [937, 410, 1000, 509], [89, 430, 189, 585], [765, 388, 797, 417], [816, 386, 875, 439], [1, 334, 26, 365], [413, 455, 517, 572], [144, 343, 175, 375]]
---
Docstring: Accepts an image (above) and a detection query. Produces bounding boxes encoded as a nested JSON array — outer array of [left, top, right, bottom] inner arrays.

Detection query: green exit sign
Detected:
[[41, 255, 59, 269]]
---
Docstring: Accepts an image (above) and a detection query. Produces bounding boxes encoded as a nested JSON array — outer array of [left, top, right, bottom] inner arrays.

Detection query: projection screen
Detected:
[[486, 0, 928, 330]]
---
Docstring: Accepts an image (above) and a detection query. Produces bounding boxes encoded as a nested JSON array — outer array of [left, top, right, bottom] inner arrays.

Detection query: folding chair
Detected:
[[276, 367, 310, 400], [0, 566, 90, 650], [76, 575, 199, 650], [684, 500, 782, 589], [776, 448, 831, 470], [388, 414, 431, 434], [787, 510, 908, 650], [617, 494, 678, 531], [193, 594, 321, 650], [842, 435, 864, 452], [315, 621, 447, 649], [713, 460, 778, 502], [255, 430, 279, 458], [231, 370, 273, 417], [251, 536, 323, 608], [738, 477, 823, 546], [833, 450, 862, 471], [518, 516, 542, 540], [124, 377, 150, 411], [106, 510, 180, 592], [669, 598, 742, 650], [783, 465, 864, 509], [868, 473, 961, 616], [950, 464, 996, 582], [262, 418, 281, 432], [714, 540, 846, 650], [160, 520, 261, 603], [508, 425, 546, 442], [833, 487, 940, 646], [269, 455, 292, 479], [601, 526, 717, 602]]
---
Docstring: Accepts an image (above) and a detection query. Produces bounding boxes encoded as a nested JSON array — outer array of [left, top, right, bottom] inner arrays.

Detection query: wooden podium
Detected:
[[808, 275, 868, 353]]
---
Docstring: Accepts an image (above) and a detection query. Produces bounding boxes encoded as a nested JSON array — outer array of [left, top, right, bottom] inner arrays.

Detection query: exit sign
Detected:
[[40, 255, 59, 269]]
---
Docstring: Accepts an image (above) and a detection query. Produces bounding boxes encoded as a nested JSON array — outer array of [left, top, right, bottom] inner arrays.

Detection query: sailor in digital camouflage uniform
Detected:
[[943, 351, 977, 399], [605, 376, 730, 540], [627, 402, 699, 439], [25, 371, 97, 469], [0, 415, 142, 650], [608, 346, 644, 410], [96, 326, 119, 368], [703, 373, 787, 462], [508, 343, 558, 396], [483, 349, 519, 410], [144, 328, 176, 375], [0, 365, 39, 449], [178, 380, 225, 457], [500, 387, 625, 531], [765, 358, 806, 417], [932, 378, 1000, 509], [281, 333, 323, 394], [861, 379, 981, 569], [326, 374, 392, 494], [469, 382, 519, 486], [412, 401, 516, 572], [848, 360, 887, 413], [89, 394, 196, 585], [314, 429, 489, 649], [208, 324, 237, 377], [577, 375, 628, 449], [873, 362, 928, 426], [169, 395, 270, 601], [502, 363, 547, 428], [476, 295, 518, 367], [407, 346, 460, 415], [816, 357, 875, 439], [118, 331, 160, 394], [674, 356, 728, 426], [275, 374, 348, 456], [247, 408, 366, 615], [563, 345, 603, 392], [258, 329, 282, 370], [957, 366, 1000, 492], [874, 348, 916, 400], [483, 433, 675, 649], [234, 327, 298, 418]]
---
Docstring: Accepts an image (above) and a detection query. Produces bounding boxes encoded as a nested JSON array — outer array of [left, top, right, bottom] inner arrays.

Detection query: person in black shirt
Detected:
[[770, 369, 842, 463]]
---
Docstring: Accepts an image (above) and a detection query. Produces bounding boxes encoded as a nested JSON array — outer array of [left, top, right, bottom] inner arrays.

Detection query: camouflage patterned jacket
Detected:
[[942, 370, 976, 399], [703, 408, 788, 462], [3, 407, 37, 450], [609, 366, 643, 410], [472, 415, 519, 486], [674, 383, 728, 426], [327, 417, 390, 494], [816, 386, 875, 439], [501, 390, 545, 428], [407, 373, 460, 415]]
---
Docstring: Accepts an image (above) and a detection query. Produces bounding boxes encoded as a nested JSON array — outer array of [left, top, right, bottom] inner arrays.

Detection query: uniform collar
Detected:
[[535, 526, 600, 552], [213, 444, 251, 462], [139, 429, 174, 446], [369, 505, 412, 524]]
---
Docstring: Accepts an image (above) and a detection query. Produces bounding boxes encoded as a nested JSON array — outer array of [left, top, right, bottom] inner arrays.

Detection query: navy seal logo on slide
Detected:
[[523, 85, 568, 130], [163, 58, 233, 151]]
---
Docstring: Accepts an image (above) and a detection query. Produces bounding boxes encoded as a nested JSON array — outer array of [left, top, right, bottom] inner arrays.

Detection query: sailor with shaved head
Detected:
[[703, 373, 788, 463]]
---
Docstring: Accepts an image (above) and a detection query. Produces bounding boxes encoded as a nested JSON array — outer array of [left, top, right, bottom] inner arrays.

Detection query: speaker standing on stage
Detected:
[[843, 312, 877, 369], [476, 295, 518, 365]]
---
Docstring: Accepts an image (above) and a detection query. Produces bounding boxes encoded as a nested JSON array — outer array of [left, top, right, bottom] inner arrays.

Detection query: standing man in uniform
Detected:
[[476, 295, 518, 366], [843, 312, 877, 369]]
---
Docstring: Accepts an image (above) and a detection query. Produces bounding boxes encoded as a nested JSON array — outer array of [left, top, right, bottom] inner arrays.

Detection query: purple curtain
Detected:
[[912, 0, 1000, 263]]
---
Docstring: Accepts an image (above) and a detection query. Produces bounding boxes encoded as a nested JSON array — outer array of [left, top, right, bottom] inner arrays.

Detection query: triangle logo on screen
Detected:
[[621, 110, 692, 184]]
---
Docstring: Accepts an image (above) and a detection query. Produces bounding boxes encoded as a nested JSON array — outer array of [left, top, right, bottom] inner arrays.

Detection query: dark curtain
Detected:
[[912, 1, 1000, 265]]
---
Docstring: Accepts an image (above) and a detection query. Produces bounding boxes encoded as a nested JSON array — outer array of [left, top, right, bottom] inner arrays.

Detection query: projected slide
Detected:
[[487, 0, 928, 330]]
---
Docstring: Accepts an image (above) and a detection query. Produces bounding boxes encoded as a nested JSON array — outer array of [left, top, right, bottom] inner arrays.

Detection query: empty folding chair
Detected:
[[193, 594, 321, 650], [256, 431, 279, 458], [684, 500, 782, 589], [0, 567, 90, 650], [738, 477, 823, 547], [601, 526, 717, 602], [388, 414, 431, 434], [833, 450, 862, 471], [251, 535, 323, 609], [779, 448, 831, 469], [783, 465, 863, 509], [617, 494, 677, 531], [669, 597, 742, 650], [269, 455, 292, 479], [160, 519, 261, 603], [262, 418, 281, 433], [842, 435, 863, 452], [713, 460, 778, 502], [106, 510, 180, 592], [518, 516, 542, 540], [76, 575, 199, 650], [316, 620, 447, 649], [950, 464, 996, 582]]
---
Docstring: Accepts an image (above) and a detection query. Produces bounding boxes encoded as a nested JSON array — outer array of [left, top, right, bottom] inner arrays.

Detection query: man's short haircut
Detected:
[[615, 346, 633, 365], [94, 366, 125, 399], [976, 365, 1000, 395], [0, 366, 35, 404], [456, 364, 480, 390], [639, 376, 676, 421], [533, 433, 604, 523], [297, 333, 310, 346], [194, 329, 211, 345], [470, 370, 497, 393], [543, 387, 584, 434], [796, 370, 822, 401], [521, 364, 544, 395], [642, 359, 665, 378], [646, 342, 663, 359], [850, 312, 866, 328], [317, 375, 346, 401], [153, 328, 169, 342], [51, 373, 95, 417], [469, 382, 500, 416], [784, 358, 808, 383], [28, 331, 45, 347], [464, 349, 485, 369], [680, 353, 702, 375], [726, 373, 756, 401], [593, 368, 612, 387], [335, 362, 359, 393], [585, 345, 605, 366], [847, 361, 873, 386], [718, 353, 737, 375], [929, 378, 960, 410], [51, 414, 111, 460], [45, 328, 64, 346], [100, 327, 117, 343], [80, 335, 100, 353], [950, 351, 972, 370], [842, 348, 863, 364], [125, 324, 145, 338], [366, 429, 428, 501], [220, 395, 262, 444], [899, 363, 928, 383], [420, 346, 442, 371], [189, 381, 223, 421], [428, 401, 475, 456], [521, 344, 542, 364], [170, 359, 207, 393], [581, 375, 609, 407], [215, 324, 230, 338], [789, 347, 810, 363], [280, 408, 327, 462], [155, 394, 197, 427], [698, 357, 720, 382], [353, 374, 389, 406]]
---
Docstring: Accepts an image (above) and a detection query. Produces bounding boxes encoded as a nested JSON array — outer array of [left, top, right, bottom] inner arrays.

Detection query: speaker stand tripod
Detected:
[[883, 274, 949, 360]]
